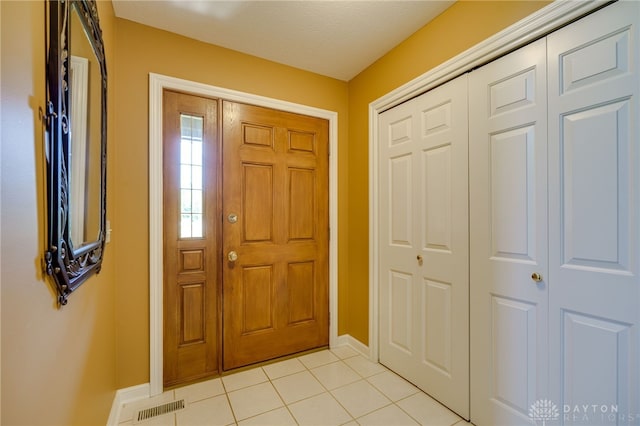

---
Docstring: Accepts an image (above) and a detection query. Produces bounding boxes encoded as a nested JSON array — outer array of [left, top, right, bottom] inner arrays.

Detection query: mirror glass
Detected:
[[69, 4, 102, 250], [45, 0, 107, 305]]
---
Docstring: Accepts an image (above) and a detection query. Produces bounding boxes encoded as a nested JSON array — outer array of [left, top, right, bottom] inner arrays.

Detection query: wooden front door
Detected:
[[221, 101, 329, 370], [163, 90, 220, 387]]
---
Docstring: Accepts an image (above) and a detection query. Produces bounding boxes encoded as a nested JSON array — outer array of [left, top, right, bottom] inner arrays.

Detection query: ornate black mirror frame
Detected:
[[45, 0, 107, 305]]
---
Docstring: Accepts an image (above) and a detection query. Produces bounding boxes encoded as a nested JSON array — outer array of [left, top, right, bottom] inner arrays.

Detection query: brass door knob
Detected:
[[228, 251, 238, 262], [417, 254, 423, 265], [531, 272, 542, 282]]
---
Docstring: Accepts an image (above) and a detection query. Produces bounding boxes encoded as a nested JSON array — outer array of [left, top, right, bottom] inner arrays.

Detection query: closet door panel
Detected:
[[548, 2, 640, 422], [490, 125, 537, 260], [561, 101, 630, 268], [490, 296, 537, 412], [379, 74, 469, 419], [469, 38, 548, 426], [389, 154, 414, 247], [423, 145, 452, 253]]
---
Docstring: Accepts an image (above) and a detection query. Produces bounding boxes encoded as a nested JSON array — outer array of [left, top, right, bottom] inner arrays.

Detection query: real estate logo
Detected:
[[529, 399, 560, 425]]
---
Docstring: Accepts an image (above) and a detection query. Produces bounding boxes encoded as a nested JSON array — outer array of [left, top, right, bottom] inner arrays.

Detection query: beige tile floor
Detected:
[[117, 347, 468, 426]]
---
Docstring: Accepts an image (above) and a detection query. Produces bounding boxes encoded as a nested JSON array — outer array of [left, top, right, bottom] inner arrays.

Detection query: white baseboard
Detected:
[[333, 334, 371, 359], [106, 383, 150, 426]]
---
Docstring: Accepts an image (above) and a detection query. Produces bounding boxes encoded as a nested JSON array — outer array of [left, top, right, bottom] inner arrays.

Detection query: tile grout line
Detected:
[[219, 373, 240, 425], [332, 357, 433, 424], [392, 397, 425, 426], [303, 358, 357, 424], [263, 365, 301, 425], [272, 351, 368, 424], [282, 352, 344, 424], [235, 352, 376, 425], [304, 354, 390, 423], [262, 365, 293, 424]]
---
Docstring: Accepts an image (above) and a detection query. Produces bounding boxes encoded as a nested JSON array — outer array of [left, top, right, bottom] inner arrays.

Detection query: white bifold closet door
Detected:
[[547, 2, 640, 422], [378, 75, 469, 419], [470, 2, 640, 425], [469, 37, 549, 426]]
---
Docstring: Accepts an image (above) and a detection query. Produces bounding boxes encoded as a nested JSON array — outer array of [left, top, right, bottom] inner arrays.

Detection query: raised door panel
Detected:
[[469, 38, 548, 426], [562, 312, 632, 413], [559, 99, 632, 271], [240, 265, 274, 333], [423, 145, 452, 252], [180, 283, 206, 344], [547, 3, 640, 421], [389, 270, 414, 354], [491, 296, 538, 420], [242, 164, 274, 243], [561, 101, 630, 270], [422, 279, 452, 374], [288, 169, 315, 241], [287, 261, 315, 325], [389, 155, 413, 247], [489, 67, 537, 116], [490, 126, 537, 261], [559, 29, 631, 95]]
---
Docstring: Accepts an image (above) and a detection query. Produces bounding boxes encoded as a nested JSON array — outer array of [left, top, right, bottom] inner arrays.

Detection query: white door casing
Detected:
[[378, 74, 469, 418], [469, 37, 549, 426], [547, 2, 640, 422]]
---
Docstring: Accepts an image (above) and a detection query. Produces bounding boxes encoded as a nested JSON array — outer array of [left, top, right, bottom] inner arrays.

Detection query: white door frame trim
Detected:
[[368, 0, 604, 361], [149, 73, 339, 396]]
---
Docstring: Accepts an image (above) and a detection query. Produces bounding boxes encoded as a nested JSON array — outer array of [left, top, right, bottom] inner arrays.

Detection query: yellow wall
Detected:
[[345, 0, 550, 344], [0, 1, 117, 425], [112, 19, 349, 388]]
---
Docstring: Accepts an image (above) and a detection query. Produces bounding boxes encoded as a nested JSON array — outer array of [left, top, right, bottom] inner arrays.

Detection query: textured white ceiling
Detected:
[[112, 1, 454, 81]]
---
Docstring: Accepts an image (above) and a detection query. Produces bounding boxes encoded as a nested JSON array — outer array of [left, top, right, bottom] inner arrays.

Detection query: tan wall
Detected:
[[345, 0, 550, 344], [112, 19, 350, 388], [0, 1, 117, 425]]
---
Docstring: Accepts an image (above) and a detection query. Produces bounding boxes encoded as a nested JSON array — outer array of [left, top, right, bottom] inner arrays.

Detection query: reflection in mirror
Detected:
[[69, 4, 102, 249]]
